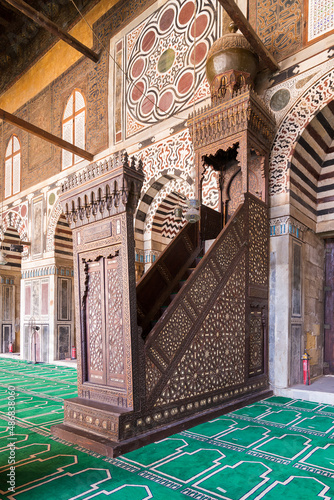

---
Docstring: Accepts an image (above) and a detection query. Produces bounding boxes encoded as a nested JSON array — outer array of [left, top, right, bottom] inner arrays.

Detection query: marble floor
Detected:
[[273, 376, 334, 405]]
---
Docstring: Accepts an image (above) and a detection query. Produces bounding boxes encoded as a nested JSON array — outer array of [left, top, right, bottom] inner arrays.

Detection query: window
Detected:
[[5, 135, 21, 198], [62, 90, 86, 169], [308, 0, 334, 41]]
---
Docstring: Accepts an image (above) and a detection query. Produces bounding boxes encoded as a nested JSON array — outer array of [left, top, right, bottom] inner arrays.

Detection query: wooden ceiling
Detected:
[[0, 0, 98, 96]]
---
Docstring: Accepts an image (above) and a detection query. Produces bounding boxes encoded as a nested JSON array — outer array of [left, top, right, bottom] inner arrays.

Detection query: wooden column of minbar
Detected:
[[51, 153, 145, 453]]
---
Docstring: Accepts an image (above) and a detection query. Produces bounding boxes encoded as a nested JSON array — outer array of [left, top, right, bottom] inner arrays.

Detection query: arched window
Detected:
[[5, 135, 21, 198], [62, 89, 86, 169]]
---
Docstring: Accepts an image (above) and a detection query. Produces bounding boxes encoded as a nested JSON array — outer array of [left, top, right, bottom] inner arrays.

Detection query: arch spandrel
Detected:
[[269, 68, 334, 197]]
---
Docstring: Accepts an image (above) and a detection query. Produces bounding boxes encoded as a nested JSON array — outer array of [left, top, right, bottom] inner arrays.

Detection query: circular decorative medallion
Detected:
[[126, 0, 216, 129], [48, 193, 56, 206], [270, 88, 291, 112]]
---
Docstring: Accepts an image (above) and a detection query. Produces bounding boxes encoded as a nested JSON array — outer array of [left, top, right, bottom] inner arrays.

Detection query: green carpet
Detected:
[[0, 358, 334, 499]]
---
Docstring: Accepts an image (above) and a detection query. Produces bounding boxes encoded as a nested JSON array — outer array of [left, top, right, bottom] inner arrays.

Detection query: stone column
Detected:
[[269, 215, 311, 390]]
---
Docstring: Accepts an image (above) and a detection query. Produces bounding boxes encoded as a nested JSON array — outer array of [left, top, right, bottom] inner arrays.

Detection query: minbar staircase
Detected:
[[117, 193, 272, 451]]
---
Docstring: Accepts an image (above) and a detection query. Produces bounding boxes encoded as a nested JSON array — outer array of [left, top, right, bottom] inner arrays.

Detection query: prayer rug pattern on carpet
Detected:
[[0, 358, 333, 499]]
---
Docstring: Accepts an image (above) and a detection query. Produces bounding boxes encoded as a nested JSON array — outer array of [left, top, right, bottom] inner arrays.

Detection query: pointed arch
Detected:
[[1, 210, 28, 242], [269, 68, 334, 197], [144, 178, 191, 234]]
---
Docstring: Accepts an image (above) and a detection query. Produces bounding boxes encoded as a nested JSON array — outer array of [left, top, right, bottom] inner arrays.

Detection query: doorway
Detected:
[[324, 238, 334, 374]]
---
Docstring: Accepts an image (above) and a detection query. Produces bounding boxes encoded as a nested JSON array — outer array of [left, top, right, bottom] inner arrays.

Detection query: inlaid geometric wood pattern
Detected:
[[107, 260, 125, 385], [155, 255, 246, 406], [249, 310, 264, 377], [54, 213, 73, 259], [86, 263, 104, 382], [249, 197, 268, 286], [145, 194, 268, 417], [146, 358, 162, 396], [215, 228, 241, 273]]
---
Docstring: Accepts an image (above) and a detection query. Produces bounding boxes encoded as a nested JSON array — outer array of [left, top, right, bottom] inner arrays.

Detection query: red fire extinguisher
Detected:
[[8, 342, 13, 353], [302, 351, 311, 385], [71, 346, 76, 360]]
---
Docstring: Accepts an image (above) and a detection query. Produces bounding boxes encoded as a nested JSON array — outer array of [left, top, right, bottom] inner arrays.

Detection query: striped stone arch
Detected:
[[46, 199, 63, 252], [152, 191, 188, 240], [145, 178, 193, 234], [46, 199, 73, 258], [1, 210, 28, 241], [289, 101, 334, 226], [269, 67, 334, 197], [135, 176, 194, 237]]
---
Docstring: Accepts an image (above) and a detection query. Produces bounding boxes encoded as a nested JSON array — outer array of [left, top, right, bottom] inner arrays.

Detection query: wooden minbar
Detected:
[[52, 27, 277, 459]]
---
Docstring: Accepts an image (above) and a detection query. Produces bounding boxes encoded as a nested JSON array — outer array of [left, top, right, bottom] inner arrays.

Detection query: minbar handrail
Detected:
[[136, 219, 201, 337]]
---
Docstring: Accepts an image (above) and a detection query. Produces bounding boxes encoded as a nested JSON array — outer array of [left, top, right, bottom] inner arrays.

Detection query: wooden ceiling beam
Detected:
[[3, 0, 100, 63], [0, 108, 94, 162], [217, 0, 279, 72]]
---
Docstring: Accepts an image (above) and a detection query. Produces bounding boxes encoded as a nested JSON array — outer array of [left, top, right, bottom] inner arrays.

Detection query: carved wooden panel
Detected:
[[86, 261, 105, 384], [106, 258, 125, 388], [248, 310, 264, 377], [227, 170, 243, 219], [249, 197, 268, 286]]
